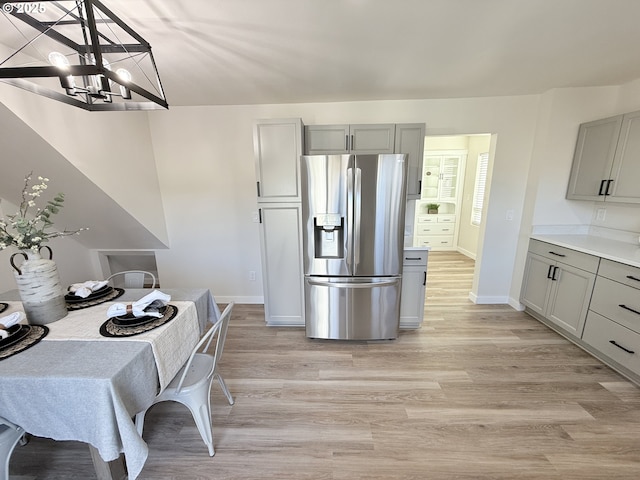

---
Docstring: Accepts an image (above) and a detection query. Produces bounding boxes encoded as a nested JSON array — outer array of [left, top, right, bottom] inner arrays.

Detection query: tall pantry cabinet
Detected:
[[254, 119, 305, 326]]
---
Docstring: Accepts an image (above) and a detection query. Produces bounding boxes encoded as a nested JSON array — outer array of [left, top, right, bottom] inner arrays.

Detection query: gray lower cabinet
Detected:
[[522, 240, 640, 384], [399, 248, 429, 329], [257, 204, 305, 326], [582, 259, 640, 380], [520, 239, 599, 338]]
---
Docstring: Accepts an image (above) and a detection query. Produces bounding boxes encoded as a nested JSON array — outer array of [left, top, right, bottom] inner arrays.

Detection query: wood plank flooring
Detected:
[[9, 251, 640, 479]]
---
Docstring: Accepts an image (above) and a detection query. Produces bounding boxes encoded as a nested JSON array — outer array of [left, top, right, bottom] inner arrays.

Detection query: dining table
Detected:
[[0, 287, 221, 480]]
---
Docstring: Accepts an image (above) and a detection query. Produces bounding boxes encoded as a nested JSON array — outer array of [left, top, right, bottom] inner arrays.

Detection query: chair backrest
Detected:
[[175, 302, 234, 393], [107, 270, 157, 289]]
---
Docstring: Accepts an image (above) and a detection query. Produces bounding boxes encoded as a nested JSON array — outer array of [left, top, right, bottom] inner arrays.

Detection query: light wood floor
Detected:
[[10, 251, 640, 479]]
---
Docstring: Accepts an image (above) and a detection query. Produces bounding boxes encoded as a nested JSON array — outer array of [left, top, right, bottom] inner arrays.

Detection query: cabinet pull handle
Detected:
[[418, 180, 421, 192], [609, 340, 635, 354], [548, 251, 566, 257], [547, 265, 554, 279], [351, 134, 354, 150], [626, 275, 640, 283], [258, 208, 262, 224], [405, 257, 422, 261], [256, 181, 261, 197], [345, 135, 349, 151], [619, 304, 640, 316], [423, 271, 426, 286], [551, 266, 559, 281], [605, 179, 613, 196], [598, 179, 607, 196]]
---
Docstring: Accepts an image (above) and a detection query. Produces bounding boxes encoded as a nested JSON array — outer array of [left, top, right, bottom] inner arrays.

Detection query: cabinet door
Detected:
[[520, 252, 553, 317], [395, 123, 426, 200], [258, 204, 305, 326], [254, 119, 303, 202], [546, 263, 595, 337], [608, 111, 640, 203], [421, 156, 441, 200], [304, 125, 349, 154], [305, 124, 396, 154], [350, 124, 395, 153], [400, 265, 427, 329], [566, 115, 622, 201], [439, 156, 461, 202]]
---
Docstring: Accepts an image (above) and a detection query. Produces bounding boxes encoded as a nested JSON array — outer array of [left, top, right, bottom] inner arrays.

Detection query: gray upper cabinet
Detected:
[[304, 124, 395, 154], [608, 111, 640, 203], [567, 111, 640, 204], [304, 122, 426, 200], [395, 123, 426, 200], [254, 118, 304, 203]]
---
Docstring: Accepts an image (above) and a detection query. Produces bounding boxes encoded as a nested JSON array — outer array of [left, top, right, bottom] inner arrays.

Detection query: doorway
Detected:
[[412, 134, 494, 304], [413, 134, 492, 259]]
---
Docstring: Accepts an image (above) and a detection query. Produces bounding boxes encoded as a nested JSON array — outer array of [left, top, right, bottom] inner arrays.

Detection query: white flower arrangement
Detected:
[[0, 172, 86, 253]]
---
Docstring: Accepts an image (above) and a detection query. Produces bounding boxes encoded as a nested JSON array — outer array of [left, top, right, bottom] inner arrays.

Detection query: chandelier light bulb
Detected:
[[116, 68, 132, 99], [116, 68, 131, 82], [48, 51, 70, 69], [49, 51, 76, 95]]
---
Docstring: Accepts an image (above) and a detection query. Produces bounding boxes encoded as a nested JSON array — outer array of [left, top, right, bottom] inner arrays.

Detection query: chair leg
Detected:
[[214, 372, 234, 405], [0, 425, 25, 480], [185, 398, 215, 456]]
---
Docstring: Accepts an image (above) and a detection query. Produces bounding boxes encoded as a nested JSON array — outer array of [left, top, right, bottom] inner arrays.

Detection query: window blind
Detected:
[[471, 152, 489, 226]]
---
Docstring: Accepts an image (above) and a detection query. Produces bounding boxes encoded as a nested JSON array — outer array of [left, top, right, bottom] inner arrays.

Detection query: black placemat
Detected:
[[99, 305, 178, 338], [0, 302, 7, 314], [0, 325, 49, 361], [66, 288, 125, 311], [65, 285, 112, 303]]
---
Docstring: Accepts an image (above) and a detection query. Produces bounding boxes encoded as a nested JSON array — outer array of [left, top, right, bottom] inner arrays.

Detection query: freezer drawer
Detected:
[[304, 276, 401, 340]]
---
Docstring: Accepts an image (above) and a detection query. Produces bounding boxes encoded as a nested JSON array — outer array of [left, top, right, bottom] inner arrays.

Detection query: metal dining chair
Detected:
[[0, 416, 25, 480], [135, 302, 235, 456], [107, 270, 157, 289]]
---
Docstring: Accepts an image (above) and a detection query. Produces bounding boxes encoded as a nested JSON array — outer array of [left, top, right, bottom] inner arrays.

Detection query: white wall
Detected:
[[510, 84, 640, 306], [458, 135, 491, 258], [148, 96, 540, 304], [0, 83, 168, 246], [8, 81, 640, 307]]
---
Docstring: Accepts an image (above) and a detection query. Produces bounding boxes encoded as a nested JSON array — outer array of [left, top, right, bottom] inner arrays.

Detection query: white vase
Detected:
[[10, 247, 68, 325]]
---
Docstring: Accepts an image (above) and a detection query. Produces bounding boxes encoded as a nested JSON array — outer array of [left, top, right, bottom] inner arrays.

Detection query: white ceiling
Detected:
[[101, 0, 640, 107]]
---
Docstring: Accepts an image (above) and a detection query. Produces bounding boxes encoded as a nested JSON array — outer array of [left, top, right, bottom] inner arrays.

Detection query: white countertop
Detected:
[[531, 233, 640, 269]]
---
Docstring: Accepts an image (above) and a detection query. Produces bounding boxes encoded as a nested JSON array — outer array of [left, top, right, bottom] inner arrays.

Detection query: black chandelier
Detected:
[[0, 0, 168, 111]]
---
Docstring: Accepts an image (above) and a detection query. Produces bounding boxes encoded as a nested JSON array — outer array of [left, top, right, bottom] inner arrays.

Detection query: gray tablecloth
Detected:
[[0, 288, 219, 480]]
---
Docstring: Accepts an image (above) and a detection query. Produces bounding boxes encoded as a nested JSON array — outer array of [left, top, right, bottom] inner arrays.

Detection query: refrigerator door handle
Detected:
[[307, 278, 399, 288], [353, 167, 362, 270], [346, 167, 354, 272]]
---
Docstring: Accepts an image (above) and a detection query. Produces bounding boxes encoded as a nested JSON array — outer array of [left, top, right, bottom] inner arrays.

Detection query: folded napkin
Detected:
[[107, 290, 171, 319], [0, 312, 26, 339], [69, 280, 109, 298]]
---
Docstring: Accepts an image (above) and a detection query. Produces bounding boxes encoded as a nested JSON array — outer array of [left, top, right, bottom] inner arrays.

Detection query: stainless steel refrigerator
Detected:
[[301, 153, 408, 340]]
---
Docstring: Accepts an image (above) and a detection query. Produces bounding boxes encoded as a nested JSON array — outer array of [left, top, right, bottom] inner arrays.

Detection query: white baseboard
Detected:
[[508, 297, 526, 311], [468, 292, 525, 310], [456, 246, 476, 260], [214, 295, 264, 304], [468, 292, 510, 304]]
